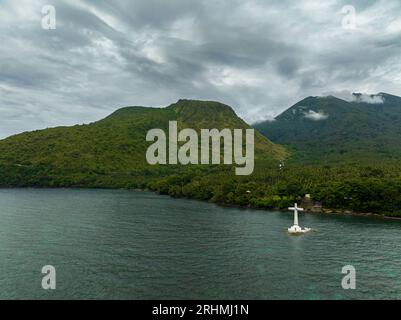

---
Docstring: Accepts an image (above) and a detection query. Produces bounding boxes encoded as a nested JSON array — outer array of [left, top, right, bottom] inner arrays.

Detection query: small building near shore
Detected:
[[301, 194, 323, 212]]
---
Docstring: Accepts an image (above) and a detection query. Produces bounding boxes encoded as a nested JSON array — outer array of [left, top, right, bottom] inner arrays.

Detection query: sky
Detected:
[[0, 0, 400, 138]]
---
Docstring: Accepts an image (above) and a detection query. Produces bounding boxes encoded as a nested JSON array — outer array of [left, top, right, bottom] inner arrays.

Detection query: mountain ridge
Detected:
[[255, 92, 401, 163], [2, 97, 401, 216], [0, 99, 286, 188]]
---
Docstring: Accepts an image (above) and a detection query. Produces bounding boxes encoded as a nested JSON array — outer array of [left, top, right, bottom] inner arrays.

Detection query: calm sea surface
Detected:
[[0, 188, 400, 299]]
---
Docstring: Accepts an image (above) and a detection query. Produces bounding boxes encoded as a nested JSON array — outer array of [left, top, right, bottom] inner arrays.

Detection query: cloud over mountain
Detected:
[[325, 90, 386, 104], [304, 110, 329, 121], [0, 0, 400, 137]]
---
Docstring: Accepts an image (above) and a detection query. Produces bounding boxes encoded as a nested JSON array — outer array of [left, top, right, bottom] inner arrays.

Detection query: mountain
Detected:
[[254, 93, 401, 164], [0, 99, 286, 187], [3, 98, 401, 216]]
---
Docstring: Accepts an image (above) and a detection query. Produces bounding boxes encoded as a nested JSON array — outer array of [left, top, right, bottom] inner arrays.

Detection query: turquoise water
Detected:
[[0, 188, 400, 299]]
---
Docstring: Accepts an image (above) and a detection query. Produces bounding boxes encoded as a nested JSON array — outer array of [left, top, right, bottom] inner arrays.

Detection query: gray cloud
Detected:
[[304, 110, 329, 121], [324, 90, 386, 104], [0, 0, 400, 137]]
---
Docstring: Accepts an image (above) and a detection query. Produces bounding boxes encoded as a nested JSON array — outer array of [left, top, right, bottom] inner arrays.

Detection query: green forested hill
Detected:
[[2, 98, 401, 217], [0, 99, 286, 187], [254, 93, 401, 164]]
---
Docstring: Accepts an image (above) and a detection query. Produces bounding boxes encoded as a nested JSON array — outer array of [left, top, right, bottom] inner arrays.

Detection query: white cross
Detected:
[[289, 203, 304, 226]]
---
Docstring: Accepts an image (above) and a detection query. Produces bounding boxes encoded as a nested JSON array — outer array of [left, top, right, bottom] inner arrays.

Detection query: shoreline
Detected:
[[214, 201, 401, 221], [1, 186, 401, 221]]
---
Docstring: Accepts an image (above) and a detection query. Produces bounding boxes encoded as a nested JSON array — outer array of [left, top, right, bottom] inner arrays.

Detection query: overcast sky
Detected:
[[0, 0, 400, 138]]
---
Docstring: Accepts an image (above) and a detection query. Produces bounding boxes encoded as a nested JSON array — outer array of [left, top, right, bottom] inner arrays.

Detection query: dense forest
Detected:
[[255, 93, 401, 164], [1, 160, 401, 217], [1, 99, 401, 217]]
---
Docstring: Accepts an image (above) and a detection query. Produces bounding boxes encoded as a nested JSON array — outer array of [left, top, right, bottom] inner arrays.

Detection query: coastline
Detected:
[[1, 186, 400, 221], [215, 200, 401, 221]]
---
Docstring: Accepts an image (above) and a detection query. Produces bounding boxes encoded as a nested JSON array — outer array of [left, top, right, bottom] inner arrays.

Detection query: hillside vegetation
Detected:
[[255, 93, 401, 164], [2, 98, 401, 217], [0, 99, 285, 187]]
